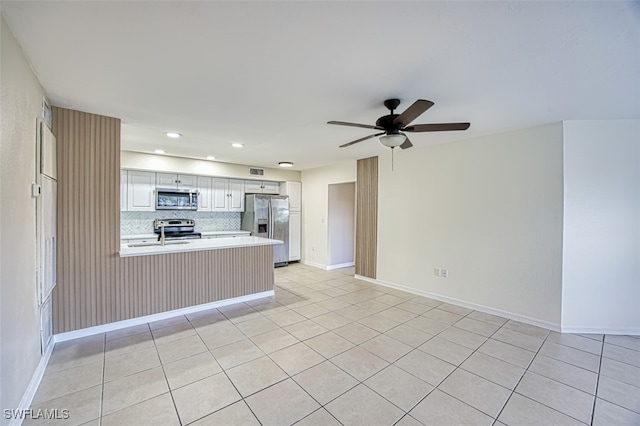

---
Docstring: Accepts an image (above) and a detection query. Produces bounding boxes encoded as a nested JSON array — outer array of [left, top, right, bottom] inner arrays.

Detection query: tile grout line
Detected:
[[157, 316, 186, 426], [182, 313, 263, 426], [419, 311, 522, 422], [589, 335, 606, 425], [491, 323, 551, 424]]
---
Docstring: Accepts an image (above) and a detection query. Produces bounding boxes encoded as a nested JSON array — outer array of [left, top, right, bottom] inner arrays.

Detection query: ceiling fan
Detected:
[[328, 98, 470, 150]]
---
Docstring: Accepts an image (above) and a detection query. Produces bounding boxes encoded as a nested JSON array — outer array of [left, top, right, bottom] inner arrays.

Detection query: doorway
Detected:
[[327, 182, 356, 269]]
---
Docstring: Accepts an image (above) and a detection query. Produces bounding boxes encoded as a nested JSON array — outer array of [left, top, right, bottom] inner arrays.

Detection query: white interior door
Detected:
[[40, 176, 57, 303]]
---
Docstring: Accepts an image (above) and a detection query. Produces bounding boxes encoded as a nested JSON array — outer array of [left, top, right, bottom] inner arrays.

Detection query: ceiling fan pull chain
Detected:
[[391, 147, 394, 171]]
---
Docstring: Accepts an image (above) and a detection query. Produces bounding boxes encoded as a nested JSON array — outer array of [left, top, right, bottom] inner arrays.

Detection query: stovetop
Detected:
[[153, 218, 201, 240]]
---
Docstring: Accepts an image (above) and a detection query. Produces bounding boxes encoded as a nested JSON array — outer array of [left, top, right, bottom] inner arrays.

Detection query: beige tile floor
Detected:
[[27, 263, 640, 425]]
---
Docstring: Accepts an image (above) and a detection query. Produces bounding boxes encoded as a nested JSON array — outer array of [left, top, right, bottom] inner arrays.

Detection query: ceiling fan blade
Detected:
[[339, 132, 385, 148], [400, 137, 413, 150], [393, 100, 434, 127], [328, 121, 383, 130], [404, 123, 470, 132]]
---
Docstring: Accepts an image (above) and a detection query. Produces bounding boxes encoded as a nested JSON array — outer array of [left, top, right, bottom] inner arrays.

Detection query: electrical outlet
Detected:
[[433, 267, 440, 277], [441, 269, 448, 278]]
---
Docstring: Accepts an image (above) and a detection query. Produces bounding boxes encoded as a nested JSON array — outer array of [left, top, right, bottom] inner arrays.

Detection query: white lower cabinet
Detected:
[[127, 171, 155, 211], [289, 210, 301, 261]]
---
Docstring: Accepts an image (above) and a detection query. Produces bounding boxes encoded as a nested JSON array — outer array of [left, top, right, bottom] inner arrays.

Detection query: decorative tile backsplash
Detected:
[[121, 211, 241, 235]]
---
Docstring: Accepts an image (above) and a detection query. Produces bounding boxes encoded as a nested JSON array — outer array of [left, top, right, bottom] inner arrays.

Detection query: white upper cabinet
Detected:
[[156, 173, 176, 188], [245, 180, 280, 194], [197, 176, 213, 211], [212, 178, 245, 212], [156, 173, 197, 190], [127, 170, 155, 211], [261, 181, 280, 194], [121, 169, 128, 211], [121, 168, 250, 212], [279, 181, 301, 211], [244, 180, 263, 194], [212, 177, 229, 211], [228, 179, 245, 211]]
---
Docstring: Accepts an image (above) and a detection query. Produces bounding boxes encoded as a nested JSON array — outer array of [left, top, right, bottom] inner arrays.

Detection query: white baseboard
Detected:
[[355, 274, 561, 333], [54, 290, 274, 343], [9, 339, 55, 426], [302, 259, 354, 271], [561, 325, 639, 335], [301, 260, 327, 270], [326, 262, 355, 271]]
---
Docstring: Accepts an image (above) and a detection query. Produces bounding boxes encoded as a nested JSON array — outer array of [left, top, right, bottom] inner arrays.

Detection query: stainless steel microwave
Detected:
[[156, 188, 198, 210]]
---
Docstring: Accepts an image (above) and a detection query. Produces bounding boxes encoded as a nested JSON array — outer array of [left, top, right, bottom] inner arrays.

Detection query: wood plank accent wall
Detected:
[[53, 107, 274, 333], [355, 156, 378, 278]]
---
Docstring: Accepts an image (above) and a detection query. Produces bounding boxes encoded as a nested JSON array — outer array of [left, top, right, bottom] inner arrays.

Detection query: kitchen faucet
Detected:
[[159, 223, 166, 246]]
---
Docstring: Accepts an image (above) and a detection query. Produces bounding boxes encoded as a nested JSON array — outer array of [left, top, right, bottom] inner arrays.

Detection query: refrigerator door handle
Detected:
[[268, 198, 273, 239]]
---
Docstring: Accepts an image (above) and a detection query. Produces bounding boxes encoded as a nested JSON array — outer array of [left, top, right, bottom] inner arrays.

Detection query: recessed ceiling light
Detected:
[[278, 162, 294, 168], [154, 149, 166, 154], [206, 156, 216, 161], [232, 143, 244, 148], [166, 132, 181, 138]]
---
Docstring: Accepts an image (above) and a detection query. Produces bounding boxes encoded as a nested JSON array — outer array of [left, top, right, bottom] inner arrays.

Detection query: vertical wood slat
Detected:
[[355, 156, 378, 278], [53, 107, 274, 333]]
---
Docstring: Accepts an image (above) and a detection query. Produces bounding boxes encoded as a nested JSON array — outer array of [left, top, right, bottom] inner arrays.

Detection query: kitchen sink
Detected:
[[128, 240, 191, 248]]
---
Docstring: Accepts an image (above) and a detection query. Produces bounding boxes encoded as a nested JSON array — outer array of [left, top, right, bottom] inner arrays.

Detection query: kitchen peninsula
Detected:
[[112, 235, 283, 333], [49, 107, 302, 335]]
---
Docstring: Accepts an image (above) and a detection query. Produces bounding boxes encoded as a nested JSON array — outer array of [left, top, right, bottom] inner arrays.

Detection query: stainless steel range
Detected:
[[153, 219, 202, 241]]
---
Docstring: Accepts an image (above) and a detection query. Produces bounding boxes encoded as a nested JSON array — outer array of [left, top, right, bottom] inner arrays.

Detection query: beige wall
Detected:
[[0, 15, 46, 423], [300, 161, 356, 268], [122, 150, 301, 182], [377, 123, 565, 327]]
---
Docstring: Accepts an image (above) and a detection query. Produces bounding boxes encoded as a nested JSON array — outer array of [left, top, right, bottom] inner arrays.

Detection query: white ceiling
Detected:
[[2, 1, 639, 170]]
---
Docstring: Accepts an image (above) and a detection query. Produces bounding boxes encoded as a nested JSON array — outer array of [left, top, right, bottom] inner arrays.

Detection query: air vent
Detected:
[[249, 167, 264, 176]]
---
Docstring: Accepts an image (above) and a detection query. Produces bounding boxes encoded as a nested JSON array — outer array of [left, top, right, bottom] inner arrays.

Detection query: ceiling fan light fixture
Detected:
[[379, 133, 406, 148]]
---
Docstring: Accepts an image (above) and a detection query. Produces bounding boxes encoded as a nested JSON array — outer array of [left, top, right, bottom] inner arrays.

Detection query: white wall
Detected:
[[0, 15, 46, 424], [121, 150, 301, 182], [300, 161, 356, 268], [376, 123, 565, 328], [562, 120, 640, 333], [327, 182, 355, 267]]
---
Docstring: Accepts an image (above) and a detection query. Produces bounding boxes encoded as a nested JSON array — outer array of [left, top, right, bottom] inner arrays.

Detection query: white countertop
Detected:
[[202, 230, 251, 236], [121, 230, 251, 240], [120, 236, 282, 257]]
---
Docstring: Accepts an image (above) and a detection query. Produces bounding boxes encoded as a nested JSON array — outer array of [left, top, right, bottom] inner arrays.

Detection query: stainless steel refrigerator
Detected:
[[242, 194, 290, 267]]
